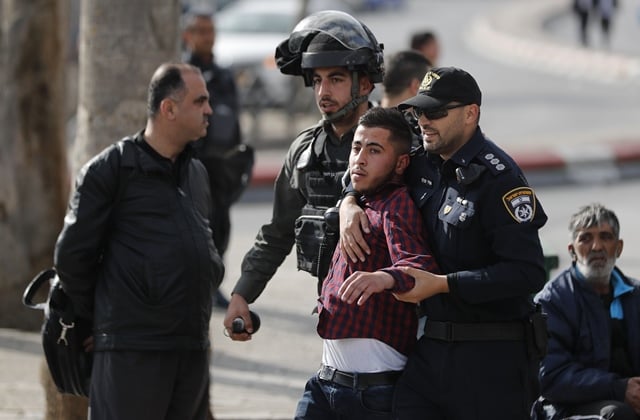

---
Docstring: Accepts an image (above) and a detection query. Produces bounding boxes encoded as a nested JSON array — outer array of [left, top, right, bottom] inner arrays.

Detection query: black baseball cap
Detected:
[[398, 66, 482, 111]]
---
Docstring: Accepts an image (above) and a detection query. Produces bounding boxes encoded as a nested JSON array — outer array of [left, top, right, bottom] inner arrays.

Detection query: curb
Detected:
[[466, 0, 640, 86], [516, 140, 640, 186], [516, 140, 640, 170], [250, 162, 281, 188]]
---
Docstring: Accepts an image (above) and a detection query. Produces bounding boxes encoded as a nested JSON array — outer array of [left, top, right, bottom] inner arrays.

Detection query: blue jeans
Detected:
[[294, 373, 394, 419]]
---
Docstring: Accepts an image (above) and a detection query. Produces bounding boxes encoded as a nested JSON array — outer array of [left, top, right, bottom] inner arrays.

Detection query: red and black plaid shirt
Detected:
[[317, 183, 438, 356]]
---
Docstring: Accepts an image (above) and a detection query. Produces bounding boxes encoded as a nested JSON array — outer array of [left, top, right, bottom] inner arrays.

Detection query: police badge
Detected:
[[419, 70, 440, 91], [502, 187, 536, 223]]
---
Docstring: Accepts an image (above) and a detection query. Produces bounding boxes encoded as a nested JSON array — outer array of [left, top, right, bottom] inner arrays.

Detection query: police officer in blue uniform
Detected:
[[339, 67, 548, 419]]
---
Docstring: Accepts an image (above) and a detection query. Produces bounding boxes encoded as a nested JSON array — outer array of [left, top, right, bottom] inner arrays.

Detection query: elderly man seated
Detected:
[[532, 203, 640, 420]]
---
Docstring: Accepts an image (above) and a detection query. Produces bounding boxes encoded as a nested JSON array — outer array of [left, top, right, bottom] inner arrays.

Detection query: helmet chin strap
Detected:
[[322, 71, 368, 123]]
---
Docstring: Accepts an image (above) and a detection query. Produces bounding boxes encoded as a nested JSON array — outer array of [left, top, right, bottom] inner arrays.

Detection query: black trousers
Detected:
[[393, 337, 537, 420], [89, 349, 210, 420]]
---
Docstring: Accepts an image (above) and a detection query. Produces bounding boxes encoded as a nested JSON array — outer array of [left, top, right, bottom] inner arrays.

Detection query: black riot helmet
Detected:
[[275, 10, 384, 121], [276, 10, 384, 86]]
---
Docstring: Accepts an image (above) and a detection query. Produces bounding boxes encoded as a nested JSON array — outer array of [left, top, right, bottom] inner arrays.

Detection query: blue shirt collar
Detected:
[[574, 265, 633, 319]]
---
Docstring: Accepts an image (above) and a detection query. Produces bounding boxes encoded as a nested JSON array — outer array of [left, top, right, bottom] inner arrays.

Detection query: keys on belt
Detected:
[[317, 364, 402, 390]]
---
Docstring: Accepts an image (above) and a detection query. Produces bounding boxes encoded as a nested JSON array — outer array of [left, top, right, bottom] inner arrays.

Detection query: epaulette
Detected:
[[475, 146, 512, 176]]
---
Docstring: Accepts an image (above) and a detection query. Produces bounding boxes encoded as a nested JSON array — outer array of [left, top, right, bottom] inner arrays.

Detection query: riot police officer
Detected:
[[339, 67, 549, 419], [223, 10, 385, 340]]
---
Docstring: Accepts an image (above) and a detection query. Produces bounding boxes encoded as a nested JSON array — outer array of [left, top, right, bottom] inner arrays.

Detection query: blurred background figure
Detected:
[[572, 0, 619, 48], [409, 30, 440, 66], [573, 0, 594, 46], [182, 4, 251, 309], [595, 0, 619, 46], [381, 50, 431, 108], [359, 0, 405, 11], [380, 50, 431, 148]]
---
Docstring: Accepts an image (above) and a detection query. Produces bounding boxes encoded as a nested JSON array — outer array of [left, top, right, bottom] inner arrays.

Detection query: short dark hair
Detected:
[[147, 63, 201, 118], [181, 4, 214, 32], [410, 31, 437, 50], [383, 50, 431, 96], [358, 107, 413, 154], [569, 203, 621, 240]]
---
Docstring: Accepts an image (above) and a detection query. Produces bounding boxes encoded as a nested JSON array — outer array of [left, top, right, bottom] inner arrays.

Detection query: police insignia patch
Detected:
[[419, 71, 440, 91], [502, 187, 536, 223]]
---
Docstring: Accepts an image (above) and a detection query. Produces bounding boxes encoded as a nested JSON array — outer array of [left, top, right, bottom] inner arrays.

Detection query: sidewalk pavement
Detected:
[[1, 1, 639, 419]]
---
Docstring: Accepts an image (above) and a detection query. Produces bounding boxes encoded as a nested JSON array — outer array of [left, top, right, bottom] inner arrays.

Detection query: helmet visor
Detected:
[[288, 10, 379, 54]]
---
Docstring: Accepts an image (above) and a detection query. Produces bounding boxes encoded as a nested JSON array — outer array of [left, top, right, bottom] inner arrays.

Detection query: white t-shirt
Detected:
[[322, 338, 407, 373]]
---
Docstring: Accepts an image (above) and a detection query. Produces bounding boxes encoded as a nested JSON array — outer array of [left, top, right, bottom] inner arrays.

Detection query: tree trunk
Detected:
[[41, 360, 89, 420], [71, 0, 181, 174], [0, 0, 68, 330]]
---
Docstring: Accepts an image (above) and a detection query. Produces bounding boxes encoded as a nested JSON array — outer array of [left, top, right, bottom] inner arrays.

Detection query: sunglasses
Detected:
[[409, 103, 468, 121]]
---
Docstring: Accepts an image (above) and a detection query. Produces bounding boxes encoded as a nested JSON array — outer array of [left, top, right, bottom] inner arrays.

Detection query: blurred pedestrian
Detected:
[[532, 203, 640, 420], [381, 49, 431, 149], [182, 5, 253, 309], [381, 50, 431, 108], [363, 0, 404, 11], [54, 62, 225, 420], [339, 67, 549, 419], [595, 0, 619, 46], [222, 10, 385, 341], [409, 30, 440, 66], [573, 0, 594, 46], [294, 107, 438, 419]]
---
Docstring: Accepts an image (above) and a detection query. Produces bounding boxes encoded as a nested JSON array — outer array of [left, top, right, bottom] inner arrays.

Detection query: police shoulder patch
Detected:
[[502, 187, 536, 223]]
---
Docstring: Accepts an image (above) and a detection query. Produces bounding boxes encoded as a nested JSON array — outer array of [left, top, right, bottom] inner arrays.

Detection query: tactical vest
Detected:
[[293, 128, 349, 286]]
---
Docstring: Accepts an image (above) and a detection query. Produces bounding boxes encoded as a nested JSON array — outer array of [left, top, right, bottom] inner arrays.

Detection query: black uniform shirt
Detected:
[[406, 127, 548, 322]]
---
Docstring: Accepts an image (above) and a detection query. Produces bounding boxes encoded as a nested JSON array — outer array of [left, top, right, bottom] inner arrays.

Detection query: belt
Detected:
[[317, 364, 402, 390], [424, 320, 525, 342]]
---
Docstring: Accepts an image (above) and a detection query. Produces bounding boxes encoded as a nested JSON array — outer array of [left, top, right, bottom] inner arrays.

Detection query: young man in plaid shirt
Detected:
[[294, 107, 438, 420]]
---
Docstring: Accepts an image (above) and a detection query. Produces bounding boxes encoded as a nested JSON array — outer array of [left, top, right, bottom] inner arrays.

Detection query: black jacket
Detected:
[[54, 132, 224, 351]]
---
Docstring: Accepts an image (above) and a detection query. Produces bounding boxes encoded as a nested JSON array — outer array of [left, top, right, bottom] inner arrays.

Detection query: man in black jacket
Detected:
[[54, 62, 225, 420]]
